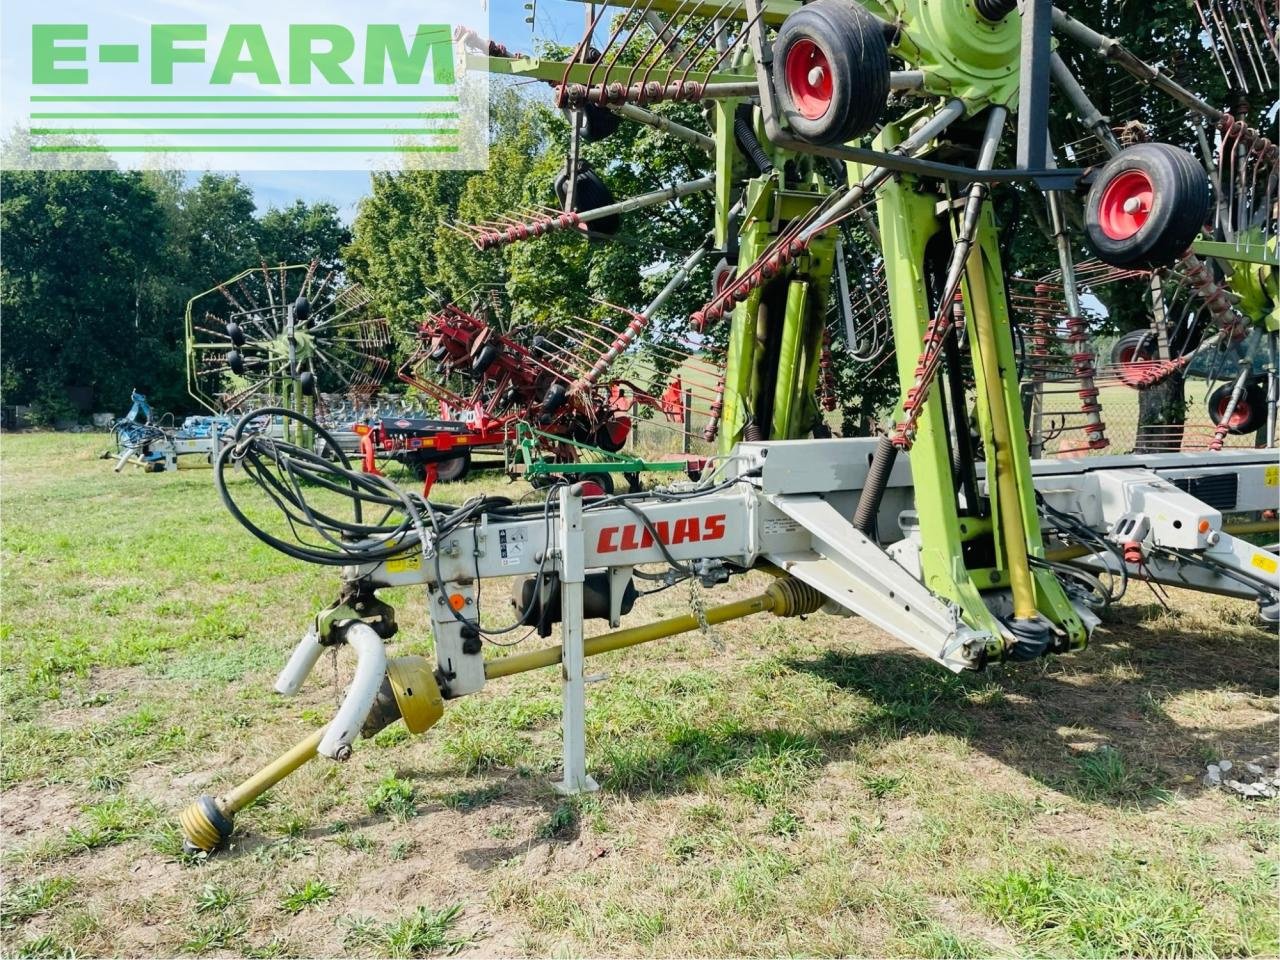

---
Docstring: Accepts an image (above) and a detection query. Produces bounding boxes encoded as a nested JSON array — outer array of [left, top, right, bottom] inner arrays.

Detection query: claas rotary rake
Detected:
[[179, 0, 1279, 855]]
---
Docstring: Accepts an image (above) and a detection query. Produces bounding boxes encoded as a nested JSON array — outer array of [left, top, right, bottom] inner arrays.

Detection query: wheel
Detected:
[[575, 471, 614, 496], [771, 0, 890, 146], [299, 371, 316, 396], [1207, 378, 1266, 435], [582, 102, 621, 142], [1084, 143, 1209, 269], [435, 452, 471, 483], [293, 295, 311, 326], [1110, 329, 1156, 369], [541, 382, 568, 421], [226, 350, 245, 375], [594, 419, 630, 453], [225, 322, 245, 347], [554, 164, 621, 237], [471, 342, 499, 376], [576, 46, 622, 142]]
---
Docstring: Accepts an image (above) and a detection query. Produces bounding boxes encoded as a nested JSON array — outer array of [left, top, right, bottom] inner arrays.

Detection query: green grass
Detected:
[[344, 905, 477, 957], [366, 775, 418, 821], [279, 879, 336, 914], [0, 878, 76, 931], [978, 860, 1244, 957], [1, 431, 1277, 958]]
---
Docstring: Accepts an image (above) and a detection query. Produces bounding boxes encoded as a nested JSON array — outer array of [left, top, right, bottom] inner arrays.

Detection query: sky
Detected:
[[229, 0, 590, 223]]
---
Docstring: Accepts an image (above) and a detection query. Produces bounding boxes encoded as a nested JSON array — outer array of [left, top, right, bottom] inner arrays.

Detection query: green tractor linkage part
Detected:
[[512, 421, 697, 482]]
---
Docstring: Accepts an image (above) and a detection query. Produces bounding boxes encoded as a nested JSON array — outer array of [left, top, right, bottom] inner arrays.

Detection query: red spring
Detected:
[[475, 212, 581, 251], [820, 331, 837, 412], [1180, 250, 1247, 342], [692, 240, 808, 330], [1122, 540, 1143, 566], [703, 378, 725, 443], [891, 296, 962, 450], [1218, 113, 1279, 167], [1116, 354, 1194, 388]]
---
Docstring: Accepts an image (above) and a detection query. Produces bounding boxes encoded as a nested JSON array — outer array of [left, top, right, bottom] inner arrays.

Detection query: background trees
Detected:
[[0, 169, 348, 421]]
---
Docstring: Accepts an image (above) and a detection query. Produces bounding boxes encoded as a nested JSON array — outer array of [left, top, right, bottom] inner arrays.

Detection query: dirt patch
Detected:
[[927, 894, 1021, 953], [0, 782, 78, 839]]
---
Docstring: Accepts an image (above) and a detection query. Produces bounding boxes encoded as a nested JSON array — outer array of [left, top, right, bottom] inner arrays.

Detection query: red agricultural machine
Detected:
[[357, 303, 691, 493]]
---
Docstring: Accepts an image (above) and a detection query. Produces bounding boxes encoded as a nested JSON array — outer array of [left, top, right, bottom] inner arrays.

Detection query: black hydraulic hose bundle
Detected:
[[734, 106, 775, 175], [853, 435, 898, 536], [213, 407, 507, 567]]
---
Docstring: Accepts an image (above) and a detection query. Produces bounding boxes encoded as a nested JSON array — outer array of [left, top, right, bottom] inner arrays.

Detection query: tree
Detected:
[[258, 200, 350, 274], [0, 169, 170, 419], [1, 160, 355, 420]]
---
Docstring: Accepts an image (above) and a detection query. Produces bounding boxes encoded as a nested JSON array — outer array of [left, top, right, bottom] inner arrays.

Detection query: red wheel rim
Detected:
[[1118, 343, 1152, 367], [1098, 169, 1154, 241], [1216, 395, 1251, 430], [784, 39, 833, 120]]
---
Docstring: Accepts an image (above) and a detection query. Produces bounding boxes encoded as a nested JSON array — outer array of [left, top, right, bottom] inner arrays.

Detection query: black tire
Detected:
[[435, 452, 471, 483], [554, 164, 620, 237], [582, 102, 621, 142], [576, 47, 621, 143], [1207, 378, 1266, 435], [594, 420, 628, 453], [541, 382, 568, 421], [225, 322, 245, 347], [574, 471, 614, 495], [1084, 143, 1209, 269], [471, 342, 499, 376], [226, 350, 245, 375], [1110, 329, 1156, 369], [293, 296, 312, 326], [771, 0, 889, 146], [299, 371, 316, 396]]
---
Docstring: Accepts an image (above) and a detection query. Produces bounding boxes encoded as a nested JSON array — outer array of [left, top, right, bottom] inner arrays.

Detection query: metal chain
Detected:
[[688, 579, 721, 650]]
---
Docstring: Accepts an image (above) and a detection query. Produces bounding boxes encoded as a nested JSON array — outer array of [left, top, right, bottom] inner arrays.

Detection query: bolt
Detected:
[[1123, 196, 1144, 214], [334, 744, 352, 761]]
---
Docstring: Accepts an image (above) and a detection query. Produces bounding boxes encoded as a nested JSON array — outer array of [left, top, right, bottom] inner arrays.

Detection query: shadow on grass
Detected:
[[575, 608, 1275, 811], [782, 609, 1276, 809]]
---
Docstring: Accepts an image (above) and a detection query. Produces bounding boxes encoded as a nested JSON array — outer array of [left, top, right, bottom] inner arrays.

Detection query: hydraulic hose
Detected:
[[734, 108, 774, 175], [854, 435, 899, 537]]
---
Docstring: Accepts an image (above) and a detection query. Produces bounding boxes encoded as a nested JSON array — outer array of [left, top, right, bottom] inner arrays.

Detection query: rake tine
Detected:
[[1194, 0, 1235, 86]]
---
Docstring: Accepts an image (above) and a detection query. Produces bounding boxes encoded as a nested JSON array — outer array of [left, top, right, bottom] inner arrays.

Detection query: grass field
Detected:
[[2, 431, 1277, 958]]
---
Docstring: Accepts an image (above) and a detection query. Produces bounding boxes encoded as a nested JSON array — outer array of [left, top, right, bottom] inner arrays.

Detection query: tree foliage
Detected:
[[0, 167, 348, 421]]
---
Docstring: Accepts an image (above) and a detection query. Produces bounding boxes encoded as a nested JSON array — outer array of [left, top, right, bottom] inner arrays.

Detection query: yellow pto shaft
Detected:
[[179, 577, 823, 853]]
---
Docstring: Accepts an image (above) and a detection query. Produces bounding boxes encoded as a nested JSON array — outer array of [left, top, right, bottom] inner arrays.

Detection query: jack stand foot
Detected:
[[1002, 615, 1055, 661], [553, 774, 599, 796], [1258, 598, 1278, 627]]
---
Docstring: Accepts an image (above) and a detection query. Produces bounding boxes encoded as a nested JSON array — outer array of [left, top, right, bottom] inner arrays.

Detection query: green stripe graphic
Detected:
[[31, 145, 462, 153], [32, 95, 459, 102], [31, 128, 460, 136], [31, 112, 459, 119]]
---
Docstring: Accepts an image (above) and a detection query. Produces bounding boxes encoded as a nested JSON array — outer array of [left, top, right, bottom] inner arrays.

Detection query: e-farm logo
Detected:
[[2, 1, 489, 171]]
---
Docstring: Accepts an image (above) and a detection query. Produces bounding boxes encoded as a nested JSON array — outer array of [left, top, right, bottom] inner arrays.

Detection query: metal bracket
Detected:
[[555, 484, 599, 795]]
